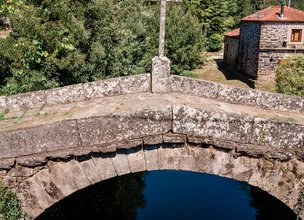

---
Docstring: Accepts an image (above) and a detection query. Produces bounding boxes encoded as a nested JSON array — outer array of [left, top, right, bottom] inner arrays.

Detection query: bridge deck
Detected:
[[1, 92, 303, 132]]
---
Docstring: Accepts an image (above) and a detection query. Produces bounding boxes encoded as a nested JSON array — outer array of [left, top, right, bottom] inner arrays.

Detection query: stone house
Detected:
[[224, 5, 304, 88]]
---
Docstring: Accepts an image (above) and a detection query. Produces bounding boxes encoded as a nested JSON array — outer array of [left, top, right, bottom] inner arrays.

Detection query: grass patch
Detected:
[[0, 113, 6, 121], [193, 60, 251, 89], [0, 181, 22, 220], [180, 70, 198, 78]]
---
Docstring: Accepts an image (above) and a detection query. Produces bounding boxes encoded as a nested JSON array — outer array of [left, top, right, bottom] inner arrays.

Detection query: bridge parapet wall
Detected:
[[0, 74, 150, 112], [0, 74, 303, 114], [168, 75, 304, 113]]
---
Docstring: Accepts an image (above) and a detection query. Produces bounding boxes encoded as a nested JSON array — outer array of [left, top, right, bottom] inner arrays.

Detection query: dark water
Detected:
[[37, 170, 297, 220]]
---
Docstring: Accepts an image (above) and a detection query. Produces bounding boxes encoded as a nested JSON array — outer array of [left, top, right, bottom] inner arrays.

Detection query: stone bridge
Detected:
[[0, 57, 304, 219]]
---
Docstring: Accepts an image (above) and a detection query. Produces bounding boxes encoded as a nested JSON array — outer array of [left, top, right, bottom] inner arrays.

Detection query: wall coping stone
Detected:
[[0, 65, 303, 114]]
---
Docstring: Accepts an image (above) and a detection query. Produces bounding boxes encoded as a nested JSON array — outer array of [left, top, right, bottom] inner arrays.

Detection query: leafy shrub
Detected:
[[208, 33, 223, 52], [276, 55, 304, 97], [0, 181, 21, 220]]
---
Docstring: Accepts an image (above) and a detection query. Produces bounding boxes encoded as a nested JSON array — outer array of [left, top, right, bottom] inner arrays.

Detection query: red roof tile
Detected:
[[241, 6, 304, 22], [224, 28, 240, 38]]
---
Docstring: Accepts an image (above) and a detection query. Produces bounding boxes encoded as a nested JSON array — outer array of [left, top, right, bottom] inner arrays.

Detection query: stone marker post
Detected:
[[148, 0, 182, 92]]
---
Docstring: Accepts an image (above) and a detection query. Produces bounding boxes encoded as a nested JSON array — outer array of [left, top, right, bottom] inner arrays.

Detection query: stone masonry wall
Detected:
[[0, 74, 151, 112], [257, 22, 304, 87], [238, 22, 261, 78], [3, 143, 304, 219], [168, 76, 304, 113], [1, 105, 304, 219], [224, 36, 239, 69], [260, 22, 304, 49]]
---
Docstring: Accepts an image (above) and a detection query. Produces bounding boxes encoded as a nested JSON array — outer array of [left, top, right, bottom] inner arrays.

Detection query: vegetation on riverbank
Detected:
[[0, 181, 21, 220]]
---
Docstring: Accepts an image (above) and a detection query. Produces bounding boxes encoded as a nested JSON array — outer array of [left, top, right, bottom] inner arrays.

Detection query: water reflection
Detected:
[[37, 174, 145, 220], [37, 171, 297, 220]]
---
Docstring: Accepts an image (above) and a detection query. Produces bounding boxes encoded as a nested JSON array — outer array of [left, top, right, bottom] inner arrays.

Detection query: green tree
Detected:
[[0, 0, 206, 95], [190, 0, 238, 51], [276, 55, 304, 97]]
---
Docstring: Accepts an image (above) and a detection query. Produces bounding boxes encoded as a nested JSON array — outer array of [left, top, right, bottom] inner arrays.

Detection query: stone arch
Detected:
[[13, 143, 304, 219]]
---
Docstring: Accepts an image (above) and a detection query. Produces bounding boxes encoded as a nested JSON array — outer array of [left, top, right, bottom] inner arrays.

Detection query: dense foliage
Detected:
[[0, 0, 205, 95], [276, 55, 304, 97], [0, 181, 21, 220], [0, 0, 304, 95]]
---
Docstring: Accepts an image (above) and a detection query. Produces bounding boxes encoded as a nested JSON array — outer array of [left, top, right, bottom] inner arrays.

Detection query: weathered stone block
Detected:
[[143, 135, 163, 145], [82, 78, 122, 100], [251, 117, 304, 148], [92, 155, 117, 180], [173, 105, 228, 140], [163, 133, 186, 144], [5, 90, 46, 111], [0, 158, 15, 170], [119, 74, 150, 94], [258, 91, 303, 112], [0, 96, 6, 111], [111, 151, 131, 176], [187, 136, 213, 145], [2, 176, 17, 188], [49, 163, 78, 196], [61, 160, 90, 190], [158, 146, 175, 170], [226, 114, 254, 143], [187, 146, 211, 173], [0, 120, 80, 159], [144, 145, 159, 171], [32, 169, 63, 201], [116, 139, 142, 150], [80, 159, 101, 185], [77, 107, 172, 147], [169, 76, 219, 99], [151, 56, 171, 93], [16, 155, 47, 167], [266, 150, 293, 161], [236, 144, 269, 158], [16, 179, 54, 218], [45, 84, 85, 105], [7, 167, 33, 177], [174, 146, 195, 171], [127, 148, 146, 173], [217, 85, 260, 106]]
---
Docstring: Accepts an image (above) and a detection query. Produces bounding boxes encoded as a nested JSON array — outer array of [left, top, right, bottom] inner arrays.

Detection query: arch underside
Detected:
[[12, 143, 304, 219]]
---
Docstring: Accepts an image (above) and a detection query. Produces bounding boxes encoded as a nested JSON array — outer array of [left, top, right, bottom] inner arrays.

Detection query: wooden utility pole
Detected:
[[147, 0, 182, 56]]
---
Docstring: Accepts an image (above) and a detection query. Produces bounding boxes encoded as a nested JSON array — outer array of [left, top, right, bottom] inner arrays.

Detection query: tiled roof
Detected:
[[241, 6, 304, 22], [224, 28, 240, 38]]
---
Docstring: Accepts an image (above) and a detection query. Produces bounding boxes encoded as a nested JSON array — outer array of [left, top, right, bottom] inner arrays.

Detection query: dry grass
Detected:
[[193, 59, 251, 89]]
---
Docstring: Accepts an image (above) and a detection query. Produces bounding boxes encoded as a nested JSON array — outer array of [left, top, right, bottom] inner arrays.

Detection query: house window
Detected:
[[291, 29, 302, 43]]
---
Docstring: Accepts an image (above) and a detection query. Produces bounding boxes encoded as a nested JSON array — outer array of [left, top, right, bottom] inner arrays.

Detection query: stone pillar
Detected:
[[151, 56, 171, 93]]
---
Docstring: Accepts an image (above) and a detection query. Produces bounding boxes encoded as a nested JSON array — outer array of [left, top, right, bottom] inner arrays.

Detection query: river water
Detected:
[[37, 170, 297, 220]]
